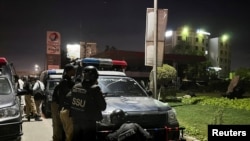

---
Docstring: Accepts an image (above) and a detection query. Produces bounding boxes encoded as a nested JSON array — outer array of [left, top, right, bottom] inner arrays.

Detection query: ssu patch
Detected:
[[71, 87, 87, 112]]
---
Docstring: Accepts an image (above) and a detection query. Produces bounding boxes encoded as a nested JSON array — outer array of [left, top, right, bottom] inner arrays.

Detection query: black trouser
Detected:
[[72, 119, 96, 141]]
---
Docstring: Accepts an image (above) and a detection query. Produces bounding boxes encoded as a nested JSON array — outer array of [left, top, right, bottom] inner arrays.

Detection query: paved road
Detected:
[[20, 116, 200, 141], [21, 116, 53, 141]]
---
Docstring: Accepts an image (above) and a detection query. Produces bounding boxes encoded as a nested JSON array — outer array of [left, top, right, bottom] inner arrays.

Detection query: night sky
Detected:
[[0, 0, 249, 72]]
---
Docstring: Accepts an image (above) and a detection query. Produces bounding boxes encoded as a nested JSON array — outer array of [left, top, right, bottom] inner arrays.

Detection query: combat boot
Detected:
[[25, 114, 31, 121], [34, 114, 43, 121]]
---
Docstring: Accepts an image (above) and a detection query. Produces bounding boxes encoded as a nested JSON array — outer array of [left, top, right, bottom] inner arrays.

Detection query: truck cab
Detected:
[[74, 57, 184, 141], [0, 57, 25, 141]]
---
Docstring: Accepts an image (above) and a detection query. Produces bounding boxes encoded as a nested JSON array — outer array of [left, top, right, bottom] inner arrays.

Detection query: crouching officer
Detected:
[[106, 109, 153, 141], [70, 65, 107, 141]]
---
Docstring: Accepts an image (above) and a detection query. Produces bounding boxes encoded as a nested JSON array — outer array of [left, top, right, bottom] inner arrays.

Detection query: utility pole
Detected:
[[153, 0, 158, 98], [84, 42, 87, 58]]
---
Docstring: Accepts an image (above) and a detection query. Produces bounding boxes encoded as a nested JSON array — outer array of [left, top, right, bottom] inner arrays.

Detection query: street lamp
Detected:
[[34, 64, 40, 76], [34, 64, 39, 71], [181, 26, 189, 41], [165, 30, 174, 54], [221, 34, 229, 42], [165, 30, 173, 37]]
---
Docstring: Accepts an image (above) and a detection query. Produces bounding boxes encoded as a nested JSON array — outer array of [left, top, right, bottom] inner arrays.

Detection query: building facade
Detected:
[[164, 26, 231, 78], [165, 27, 210, 56], [208, 37, 231, 78], [80, 42, 97, 58]]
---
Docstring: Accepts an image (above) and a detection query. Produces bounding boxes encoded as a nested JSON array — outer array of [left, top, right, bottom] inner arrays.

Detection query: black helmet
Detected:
[[83, 65, 98, 82], [110, 109, 126, 125]]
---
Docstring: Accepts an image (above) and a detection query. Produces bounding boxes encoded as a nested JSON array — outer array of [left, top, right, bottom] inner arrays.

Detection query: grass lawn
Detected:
[[168, 92, 250, 141]]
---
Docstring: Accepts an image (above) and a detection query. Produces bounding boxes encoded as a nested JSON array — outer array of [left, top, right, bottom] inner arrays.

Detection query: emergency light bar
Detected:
[[112, 60, 127, 69], [81, 58, 127, 70], [47, 69, 64, 79], [47, 69, 64, 75], [49, 75, 62, 79], [82, 58, 113, 66], [0, 57, 8, 66], [40, 69, 64, 83]]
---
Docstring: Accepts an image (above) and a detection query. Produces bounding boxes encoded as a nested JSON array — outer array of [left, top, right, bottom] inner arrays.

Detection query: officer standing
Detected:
[[32, 77, 45, 117], [70, 65, 106, 141], [58, 64, 76, 141], [15, 75, 25, 117], [51, 84, 65, 141], [24, 76, 42, 121]]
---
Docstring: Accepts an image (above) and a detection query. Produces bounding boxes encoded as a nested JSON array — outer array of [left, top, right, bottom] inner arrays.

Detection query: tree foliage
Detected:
[[172, 41, 210, 80], [157, 64, 177, 85], [104, 45, 116, 51], [235, 67, 250, 80], [172, 41, 205, 56], [172, 41, 196, 55]]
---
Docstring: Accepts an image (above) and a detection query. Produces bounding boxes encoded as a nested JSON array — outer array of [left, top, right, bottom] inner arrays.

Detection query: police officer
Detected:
[[106, 109, 153, 141], [32, 77, 45, 117], [15, 75, 25, 117], [24, 76, 42, 121], [58, 64, 76, 141], [70, 65, 106, 141], [51, 84, 65, 141]]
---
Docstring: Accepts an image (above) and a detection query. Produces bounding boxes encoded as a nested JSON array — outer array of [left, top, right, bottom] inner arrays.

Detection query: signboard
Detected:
[[46, 31, 61, 69], [46, 54, 60, 70], [47, 44, 60, 54], [47, 31, 61, 45], [145, 8, 168, 67], [145, 41, 164, 66], [80, 42, 97, 58]]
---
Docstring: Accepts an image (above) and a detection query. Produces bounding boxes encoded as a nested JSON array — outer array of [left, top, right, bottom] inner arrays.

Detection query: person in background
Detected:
[[70, 65, 106, 141], [15, 75, 25, 117], [32, 77, 45, 118], [24, 76, 42, 121], [51, 83, 65, 141], [58, 64, 76, 141]]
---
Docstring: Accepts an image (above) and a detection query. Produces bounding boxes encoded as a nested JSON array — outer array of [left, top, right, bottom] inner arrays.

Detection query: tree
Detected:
[[157, 64, 177, 86], [104, 45, 117, 51], [104, 45, 110, 51], [235, 67, 250, 80], [172, 41, 210, 81], [149, 64, 177, 100], [172, 41, 196, 55], [157, 64, 177, 100]]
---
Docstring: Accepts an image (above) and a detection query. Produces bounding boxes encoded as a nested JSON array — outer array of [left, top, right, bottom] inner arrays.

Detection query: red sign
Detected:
[[47, 45, 60, 54], [47, 31, 61, 45], [46, 31, 61, 70]]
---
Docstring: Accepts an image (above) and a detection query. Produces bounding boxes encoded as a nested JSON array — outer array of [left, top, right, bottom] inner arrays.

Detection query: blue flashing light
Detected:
[[82, 58, 113, 67], [48, 70, 57, 74], [47, 69, 63, 75], [154, 128, 159, 131], [82, 58, 100, 65]]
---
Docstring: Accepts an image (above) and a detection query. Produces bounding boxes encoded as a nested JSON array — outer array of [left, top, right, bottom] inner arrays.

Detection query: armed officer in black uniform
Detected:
[[58, 64, 76, 141], [70, 65, 107, 141]]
